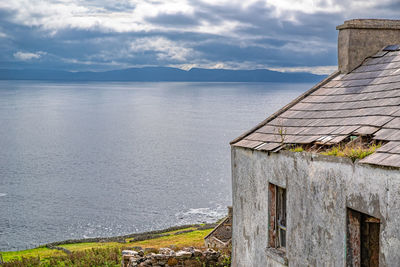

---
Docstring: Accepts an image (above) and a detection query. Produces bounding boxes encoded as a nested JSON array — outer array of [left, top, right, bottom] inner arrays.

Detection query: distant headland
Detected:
[[0, 67, 325, 83]]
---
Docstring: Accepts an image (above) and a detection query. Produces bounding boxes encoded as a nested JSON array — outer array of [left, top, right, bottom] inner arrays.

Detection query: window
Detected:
[[347, 208, 380, 267], [268, 183, 286, 250]]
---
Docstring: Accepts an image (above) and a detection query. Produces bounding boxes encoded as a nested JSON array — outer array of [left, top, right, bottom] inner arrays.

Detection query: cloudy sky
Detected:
[[0, 0, 399, 74]]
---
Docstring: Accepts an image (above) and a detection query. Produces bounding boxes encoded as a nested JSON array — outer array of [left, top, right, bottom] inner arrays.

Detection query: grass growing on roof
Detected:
[[289, 146, 304, 152], [321, 142, 381, 161]]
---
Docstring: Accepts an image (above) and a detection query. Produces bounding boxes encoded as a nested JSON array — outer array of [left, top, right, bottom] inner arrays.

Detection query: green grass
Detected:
[[60, 242, 123, 251], [0, 227, 213, 265], [2, 247, 121, 267], [289, 146, 304, 152], [124, 226, 197, 242], [321, 143, 381, 161], [129, 229, 212, 249], [1, 247, 63, 262]]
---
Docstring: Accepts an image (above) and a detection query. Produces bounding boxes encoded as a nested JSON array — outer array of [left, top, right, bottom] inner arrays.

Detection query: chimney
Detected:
[[336, 19, 400, 73]]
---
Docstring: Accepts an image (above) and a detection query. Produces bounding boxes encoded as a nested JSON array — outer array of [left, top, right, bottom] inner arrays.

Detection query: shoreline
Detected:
[[0, 222, 219, 263], [42, 223, 217, 248]]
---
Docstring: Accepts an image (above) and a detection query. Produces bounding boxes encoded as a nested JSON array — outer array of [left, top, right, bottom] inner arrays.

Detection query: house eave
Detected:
[[232, 146, 400, 171]]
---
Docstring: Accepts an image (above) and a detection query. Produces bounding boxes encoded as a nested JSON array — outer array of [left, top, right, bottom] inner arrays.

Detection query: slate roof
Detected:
[[232, 47, 400, 168]]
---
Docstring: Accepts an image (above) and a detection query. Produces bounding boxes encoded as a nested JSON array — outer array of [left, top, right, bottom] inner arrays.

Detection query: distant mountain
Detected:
[[0, 67, 326, 82]]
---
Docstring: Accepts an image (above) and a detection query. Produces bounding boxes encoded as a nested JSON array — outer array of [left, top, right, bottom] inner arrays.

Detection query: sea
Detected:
[[0, 81, 312, 251]]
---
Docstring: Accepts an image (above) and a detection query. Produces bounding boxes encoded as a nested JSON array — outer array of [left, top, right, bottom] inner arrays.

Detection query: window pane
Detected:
[[277, 187, 286, 248]]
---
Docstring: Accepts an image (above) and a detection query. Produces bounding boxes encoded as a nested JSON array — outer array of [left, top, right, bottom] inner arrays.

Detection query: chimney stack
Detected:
[[336, 19, 400, 73]]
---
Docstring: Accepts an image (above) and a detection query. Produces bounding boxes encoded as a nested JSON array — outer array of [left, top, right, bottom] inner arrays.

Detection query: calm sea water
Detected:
[[0, 81, 312, 251]]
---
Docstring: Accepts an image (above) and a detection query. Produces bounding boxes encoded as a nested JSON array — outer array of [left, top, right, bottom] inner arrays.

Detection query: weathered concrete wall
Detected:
[[231, 147, 400, 267]]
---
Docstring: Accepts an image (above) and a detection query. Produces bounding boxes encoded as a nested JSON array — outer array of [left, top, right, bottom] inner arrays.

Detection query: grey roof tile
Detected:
[[383, 118, 400, 129], [256, 142, 281, 151], [374, 128, 400, 140], [329, 135, 349, 144], [359, 152, 391, 164], [379, 154, 400, 168], [391, 109, 400, 116], [256, 125, 276, 134], [389, 144, 400, 154], [233, 139, 263, 149], [376, 141, 400, 152], [354, 126, 380, 135], [233, 49, 400, 168], [291, 135, 320, 144], [332, 125, 360, 135]]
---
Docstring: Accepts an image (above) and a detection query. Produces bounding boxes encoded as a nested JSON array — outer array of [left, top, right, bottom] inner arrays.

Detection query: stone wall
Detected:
[[231, 147, 400, 266], [121, 247, 229, 267]]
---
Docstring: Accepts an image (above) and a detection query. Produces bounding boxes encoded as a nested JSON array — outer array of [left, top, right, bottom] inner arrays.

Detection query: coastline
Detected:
[[43, 223, 217, 247], [1, 222, 218, 263]]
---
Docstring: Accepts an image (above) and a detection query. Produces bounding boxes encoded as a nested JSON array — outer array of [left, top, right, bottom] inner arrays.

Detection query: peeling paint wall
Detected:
[[231, 147, 400, 267]]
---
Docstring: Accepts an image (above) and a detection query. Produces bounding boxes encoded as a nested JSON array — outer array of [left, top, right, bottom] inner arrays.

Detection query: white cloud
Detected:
[[130, 37, 196, 61], [265, 0, 341, 16], [13, 51, 46, 60], [172, 61, 337, 75], [1, 0, 398, 35], [269, 65, 338, 75], [1, 0, 397, 42], [0, 0, 195, 33], [2, 0, 399, 72]]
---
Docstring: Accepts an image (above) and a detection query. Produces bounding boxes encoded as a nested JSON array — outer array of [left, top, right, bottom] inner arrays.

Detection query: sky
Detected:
[[0, 0, 399, 75]]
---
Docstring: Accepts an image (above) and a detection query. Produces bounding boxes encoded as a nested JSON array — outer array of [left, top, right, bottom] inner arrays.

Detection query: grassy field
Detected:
[[1, 225, 214, 265]]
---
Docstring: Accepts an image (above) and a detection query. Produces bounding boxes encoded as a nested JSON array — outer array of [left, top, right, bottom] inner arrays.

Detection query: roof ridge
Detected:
[[230, 70, 340, 145]]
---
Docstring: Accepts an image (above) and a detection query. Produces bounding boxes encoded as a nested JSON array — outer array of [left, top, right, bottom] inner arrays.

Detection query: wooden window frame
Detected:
[[346, 208, 380, 267], [268, 183, 286, 252]]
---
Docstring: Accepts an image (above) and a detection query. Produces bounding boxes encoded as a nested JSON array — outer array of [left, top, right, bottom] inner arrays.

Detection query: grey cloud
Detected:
[[145, 13, 199, 26], [1, 0, 400, 73]]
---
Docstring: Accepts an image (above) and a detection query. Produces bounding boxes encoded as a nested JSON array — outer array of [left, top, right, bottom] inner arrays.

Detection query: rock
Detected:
[[123, 250, 139, 256], [182, 247, 195, 253], [144, 247, 158, 253], [154, 253, 165, 260], [143, 259, 153, 266], [125, 246, 229, 267], [193, 249, 203, 257], [132, 246, 143, 251], [129, 257, 138, 267], [175, 251, 192, 259], [183, 259, 202, 267], [204, 249, 220, 261], [167, 257, 178, 266], [159, 247, 175, 256]]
